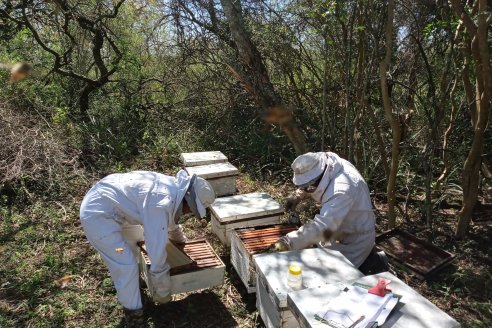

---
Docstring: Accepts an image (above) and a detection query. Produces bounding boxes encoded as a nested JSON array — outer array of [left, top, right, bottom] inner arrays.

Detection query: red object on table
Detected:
[[368, 278, 392, 296]]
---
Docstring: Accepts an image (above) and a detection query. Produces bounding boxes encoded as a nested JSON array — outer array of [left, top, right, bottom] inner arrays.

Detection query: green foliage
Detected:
[[0, 1, 490, 326]]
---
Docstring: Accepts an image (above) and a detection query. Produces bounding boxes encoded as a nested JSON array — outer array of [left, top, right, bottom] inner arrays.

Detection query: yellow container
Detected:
[[287, 264, 302, 289]]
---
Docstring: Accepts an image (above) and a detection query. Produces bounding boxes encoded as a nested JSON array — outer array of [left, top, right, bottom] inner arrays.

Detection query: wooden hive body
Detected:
[[185, 162, 239, 196], [120, 224, 225, 298], [138, 239, 225, 296], [210, 192, 284, 246], [180, 151, 228, 167], [254, 248, 364, 328], [231, 225, 298, 293]]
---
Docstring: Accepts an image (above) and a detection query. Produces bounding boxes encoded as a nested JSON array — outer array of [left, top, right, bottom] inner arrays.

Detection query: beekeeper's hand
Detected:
[[268, 236, 291, 253], [153, 292, 172, 304], [168, 224, 187, 244]]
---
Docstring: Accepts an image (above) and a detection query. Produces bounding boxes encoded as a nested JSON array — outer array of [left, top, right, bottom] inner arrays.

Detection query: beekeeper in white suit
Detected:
[[80, 170, 215, 327], [272, 152, 375, 268]]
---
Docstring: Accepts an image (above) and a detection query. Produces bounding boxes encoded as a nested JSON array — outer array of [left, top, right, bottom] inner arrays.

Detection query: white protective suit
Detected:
[[286, 152, 375, 267], [79, 170, 192, 310]]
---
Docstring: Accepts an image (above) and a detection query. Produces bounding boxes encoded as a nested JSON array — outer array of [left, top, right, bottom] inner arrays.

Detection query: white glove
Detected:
[[168, 224, 187, 243], [268, 236, 291, 253]]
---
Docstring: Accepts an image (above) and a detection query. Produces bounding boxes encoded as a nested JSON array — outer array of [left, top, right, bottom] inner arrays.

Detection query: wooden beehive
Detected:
[[138, 239, 225, 296], [231, 224, 298, 293], [180, 151, 228, 167], [185, 162, 239, 197], [254, 248, 364, 328], [210, 192, 284, 246]]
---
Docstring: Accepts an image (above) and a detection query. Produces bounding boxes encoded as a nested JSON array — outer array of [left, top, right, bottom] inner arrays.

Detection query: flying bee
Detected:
[[1, 62, 33, 81], [10, 62, 32, 81]]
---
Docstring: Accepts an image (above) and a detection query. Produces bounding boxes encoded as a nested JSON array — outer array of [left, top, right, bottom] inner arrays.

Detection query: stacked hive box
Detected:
[[181, 151, 238, 197], [231, 224, 298, 293], [209, 192, 284, 246], [185, 162, 239, 197], [121, 225, 225, 297], [138, 239, 225, 295]]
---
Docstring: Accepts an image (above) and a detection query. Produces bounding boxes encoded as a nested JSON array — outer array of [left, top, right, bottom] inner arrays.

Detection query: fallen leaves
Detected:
[[53, 274, 85, 289], [53, 275, 73, 289]]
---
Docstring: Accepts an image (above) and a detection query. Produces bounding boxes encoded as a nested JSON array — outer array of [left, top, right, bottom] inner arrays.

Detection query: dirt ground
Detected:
[[0, 175, 491, 327]]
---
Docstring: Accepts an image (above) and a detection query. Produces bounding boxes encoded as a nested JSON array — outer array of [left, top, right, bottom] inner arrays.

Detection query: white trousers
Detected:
[[80, 186, 143, 310]]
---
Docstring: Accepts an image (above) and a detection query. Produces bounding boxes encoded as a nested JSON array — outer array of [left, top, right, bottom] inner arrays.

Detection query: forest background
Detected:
[[0, 0, 491, 327]]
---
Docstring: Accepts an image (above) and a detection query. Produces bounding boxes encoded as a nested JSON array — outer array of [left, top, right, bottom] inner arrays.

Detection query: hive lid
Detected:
[[254, 248, 363, 309], [185, 162, 239, 179], [376, 228, 456, 279], [180, 151, 228, 166], [210, 192, 283, 222]]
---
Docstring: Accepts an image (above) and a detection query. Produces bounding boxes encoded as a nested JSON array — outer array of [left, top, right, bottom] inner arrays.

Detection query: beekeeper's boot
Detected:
[[124, 308, 146, 328]]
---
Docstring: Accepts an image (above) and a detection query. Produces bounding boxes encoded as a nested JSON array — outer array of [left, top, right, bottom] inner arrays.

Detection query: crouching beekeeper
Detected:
[[80, 170, 215, 326], [272, 152, 376, 268]]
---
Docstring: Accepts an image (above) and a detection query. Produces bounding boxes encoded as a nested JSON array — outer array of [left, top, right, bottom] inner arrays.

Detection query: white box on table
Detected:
[[180, 151, 228, 167], [185, 162, 239, 197], [210, 192, 283, 246], [254, 248, 364, 328]]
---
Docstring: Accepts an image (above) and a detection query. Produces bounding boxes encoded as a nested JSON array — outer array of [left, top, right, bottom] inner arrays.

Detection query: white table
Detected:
[[254, 248, 364, 328], [287, 272, 460, 328]]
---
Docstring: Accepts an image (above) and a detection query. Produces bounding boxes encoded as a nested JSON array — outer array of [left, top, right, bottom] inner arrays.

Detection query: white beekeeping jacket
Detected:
[[93, 170, 191, 295], [286, 152, 375, 266]]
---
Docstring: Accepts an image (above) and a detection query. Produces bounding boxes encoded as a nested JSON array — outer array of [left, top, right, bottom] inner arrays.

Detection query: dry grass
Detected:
[[1, 173, 491, 327]]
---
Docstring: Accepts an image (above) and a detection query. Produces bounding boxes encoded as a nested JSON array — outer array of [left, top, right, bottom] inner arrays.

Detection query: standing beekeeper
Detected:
[[79, 170, 215, 327], [271, 152, 376, 268]]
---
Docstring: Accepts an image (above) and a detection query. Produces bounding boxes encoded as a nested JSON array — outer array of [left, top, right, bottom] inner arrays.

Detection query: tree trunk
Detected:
[[380, 0, 400, 228], [450, 0, 491, 237], [220, 0, 307, 155]]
